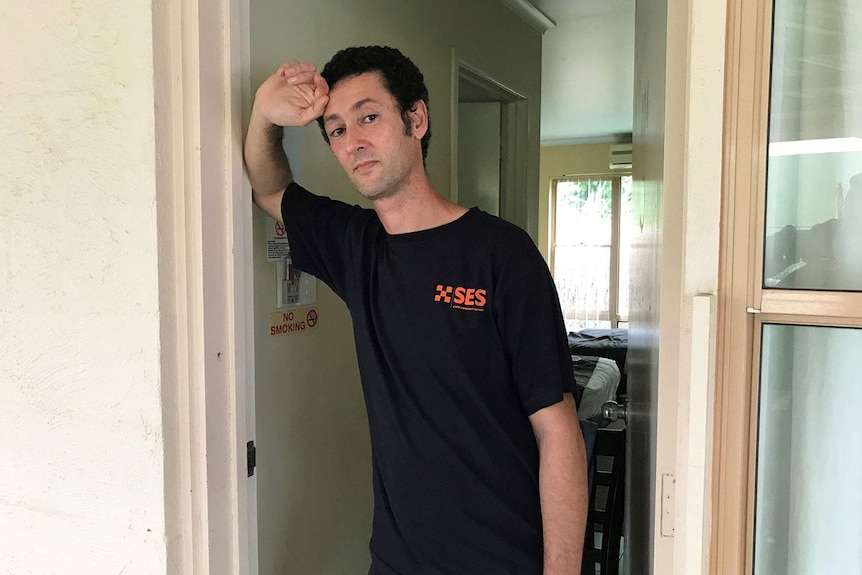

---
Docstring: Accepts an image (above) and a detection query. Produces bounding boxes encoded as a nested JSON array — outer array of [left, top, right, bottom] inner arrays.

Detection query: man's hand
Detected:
[[253, 61, 330, 128], [244, 61, 329, 221]]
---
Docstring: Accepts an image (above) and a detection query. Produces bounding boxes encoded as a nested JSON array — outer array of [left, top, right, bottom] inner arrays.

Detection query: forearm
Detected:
[[244, 106, 293, 201], [537, 420, 588, 574]]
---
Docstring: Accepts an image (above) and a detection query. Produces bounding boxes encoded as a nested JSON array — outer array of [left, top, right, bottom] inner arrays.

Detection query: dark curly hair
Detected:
[[317, 46, 431, 162]]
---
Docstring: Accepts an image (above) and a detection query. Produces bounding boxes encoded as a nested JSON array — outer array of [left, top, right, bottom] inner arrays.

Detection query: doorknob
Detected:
[[601, 400, 627, 423]]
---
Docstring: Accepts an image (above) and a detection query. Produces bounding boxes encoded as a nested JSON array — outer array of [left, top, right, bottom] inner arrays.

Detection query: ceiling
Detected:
[[519, 0, 635, 145]]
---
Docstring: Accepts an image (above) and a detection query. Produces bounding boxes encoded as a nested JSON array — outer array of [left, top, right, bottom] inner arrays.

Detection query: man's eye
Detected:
[[330, 127, 345, 138], [363, 114, 378, 123]]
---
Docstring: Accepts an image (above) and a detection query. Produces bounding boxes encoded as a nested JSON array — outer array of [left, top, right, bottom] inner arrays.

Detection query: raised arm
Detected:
[[243, 61, 330, 222]]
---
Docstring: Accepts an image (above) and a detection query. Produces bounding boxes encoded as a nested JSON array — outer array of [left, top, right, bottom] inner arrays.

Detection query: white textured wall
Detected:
[[0, 2, 166, 574]]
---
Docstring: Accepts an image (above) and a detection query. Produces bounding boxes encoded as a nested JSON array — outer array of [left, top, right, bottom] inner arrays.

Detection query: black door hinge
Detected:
[[247, 440, 256, 477]]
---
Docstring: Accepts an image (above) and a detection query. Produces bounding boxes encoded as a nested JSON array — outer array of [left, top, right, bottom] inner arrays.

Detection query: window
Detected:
[[550, 175, 633, 332]]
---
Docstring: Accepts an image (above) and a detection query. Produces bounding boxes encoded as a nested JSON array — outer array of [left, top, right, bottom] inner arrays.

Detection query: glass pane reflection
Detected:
[[763, 0, 862, 291], [755, 324, 862, 574]]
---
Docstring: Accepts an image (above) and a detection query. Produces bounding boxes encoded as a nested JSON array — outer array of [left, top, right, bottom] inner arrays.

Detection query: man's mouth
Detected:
[[354, 160, 377, 172]]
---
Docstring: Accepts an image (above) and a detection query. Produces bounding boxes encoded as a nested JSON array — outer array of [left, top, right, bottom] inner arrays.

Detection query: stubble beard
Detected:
[[351, 156, 413, 202]]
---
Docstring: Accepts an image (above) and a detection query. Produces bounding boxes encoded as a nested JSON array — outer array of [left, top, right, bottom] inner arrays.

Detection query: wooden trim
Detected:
[[154, 0, 253, 572], [711, 0, 773, 570], [449, 48, 460, 203], [755, 313, 862, 329], [743, 318, 765, 575], [549, 179, 559, 276], [749, 4, 772, 313], [760, 290, 862, 319], [553, 172, 632, 180], [686, 295, 716, 575], [231, 0, 256, 570], [713, 0, 862, 571], [609, 178, 621, 329], [153, 1, 195, 569]]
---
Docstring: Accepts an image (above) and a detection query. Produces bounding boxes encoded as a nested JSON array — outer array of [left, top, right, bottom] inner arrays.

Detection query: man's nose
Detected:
[[345, 129, 367, 153]]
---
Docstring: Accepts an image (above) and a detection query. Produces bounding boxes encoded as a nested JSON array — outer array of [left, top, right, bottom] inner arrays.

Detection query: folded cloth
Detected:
[[574, 356, 621, 419]]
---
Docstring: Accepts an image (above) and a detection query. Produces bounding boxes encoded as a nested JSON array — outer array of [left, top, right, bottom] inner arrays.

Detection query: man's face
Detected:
[[321, 72, 424, 201]]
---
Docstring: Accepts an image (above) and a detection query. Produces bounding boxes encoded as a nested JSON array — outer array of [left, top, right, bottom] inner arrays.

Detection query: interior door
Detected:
[[626, 0, 671, 571]]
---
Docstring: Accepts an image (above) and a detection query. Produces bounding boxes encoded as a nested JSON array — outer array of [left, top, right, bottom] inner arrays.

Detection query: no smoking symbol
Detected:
[[306, 309, 318, 328], [274, 221, 286, 237]]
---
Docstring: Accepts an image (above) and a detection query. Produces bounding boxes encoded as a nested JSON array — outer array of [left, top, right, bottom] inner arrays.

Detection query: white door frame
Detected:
[[154, 0, 256, 573], [450, 52, 530, 230], [153, 0, 726, 573]]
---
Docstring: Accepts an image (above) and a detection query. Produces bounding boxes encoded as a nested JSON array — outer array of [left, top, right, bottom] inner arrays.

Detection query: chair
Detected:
[[581, 420, 626, 575]]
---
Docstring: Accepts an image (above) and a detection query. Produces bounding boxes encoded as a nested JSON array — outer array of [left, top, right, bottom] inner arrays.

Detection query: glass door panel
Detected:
[[763, 0, 862, 291], [754, 324, 862, 574]]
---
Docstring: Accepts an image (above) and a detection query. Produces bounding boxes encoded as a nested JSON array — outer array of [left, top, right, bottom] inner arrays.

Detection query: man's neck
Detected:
[[373, 174, 468, 235]]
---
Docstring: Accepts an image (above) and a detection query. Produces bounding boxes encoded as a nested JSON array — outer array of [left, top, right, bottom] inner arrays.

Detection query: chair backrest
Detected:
[[581, 422, 626, 575]]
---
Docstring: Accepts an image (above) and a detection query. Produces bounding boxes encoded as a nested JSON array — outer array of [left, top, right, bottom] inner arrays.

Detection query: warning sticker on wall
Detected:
[[269, 307, 319, 337], [266, 216, 291, 262]]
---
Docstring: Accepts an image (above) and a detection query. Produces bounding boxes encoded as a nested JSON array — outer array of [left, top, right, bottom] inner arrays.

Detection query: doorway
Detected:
[[454, 62, 527, 222], [187, 0, 723, 574], [453, 58, 531, 230]]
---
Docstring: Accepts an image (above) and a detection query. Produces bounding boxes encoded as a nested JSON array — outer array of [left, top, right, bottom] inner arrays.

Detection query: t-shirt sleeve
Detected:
[[493, 241, 576, 416], [281, 181, 368, 299]]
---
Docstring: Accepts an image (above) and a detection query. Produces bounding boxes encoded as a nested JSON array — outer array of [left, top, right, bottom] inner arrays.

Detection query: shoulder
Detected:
[[464, 209, 535, 245], [283, 181, 377, 225], [454, 210, 551, 294], [464, 210, 543, 261]]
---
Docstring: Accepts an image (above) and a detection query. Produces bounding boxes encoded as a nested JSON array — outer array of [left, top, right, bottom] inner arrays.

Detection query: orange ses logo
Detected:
[[434, 284, 488, 312]]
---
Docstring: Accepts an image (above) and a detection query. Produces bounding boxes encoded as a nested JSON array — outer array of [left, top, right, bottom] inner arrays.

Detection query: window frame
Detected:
[[549, 173, 630, 329], [713, 0, 862, 572]]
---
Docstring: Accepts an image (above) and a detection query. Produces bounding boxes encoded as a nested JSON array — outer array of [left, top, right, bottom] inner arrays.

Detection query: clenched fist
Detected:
[[253, 61, 330, 128]]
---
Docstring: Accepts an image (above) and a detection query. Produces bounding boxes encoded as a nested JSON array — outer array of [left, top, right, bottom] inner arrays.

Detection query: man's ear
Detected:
[[408, 100, 429, 140]]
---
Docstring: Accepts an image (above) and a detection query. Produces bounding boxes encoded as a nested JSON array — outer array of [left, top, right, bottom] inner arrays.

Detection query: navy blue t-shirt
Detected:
[[282, 182, 574, 575]]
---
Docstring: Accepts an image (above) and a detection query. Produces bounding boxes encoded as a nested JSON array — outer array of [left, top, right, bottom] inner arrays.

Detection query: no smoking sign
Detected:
[[269, 306, 319, 336]]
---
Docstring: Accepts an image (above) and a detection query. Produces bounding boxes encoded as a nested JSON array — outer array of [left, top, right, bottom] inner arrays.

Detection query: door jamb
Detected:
[[710, 0, 773, 571], [450, 50, 529, 229], [154, 0, 255, 572]]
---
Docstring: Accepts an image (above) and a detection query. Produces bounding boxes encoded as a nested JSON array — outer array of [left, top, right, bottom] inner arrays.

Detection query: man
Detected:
[[244, 46, 587, 574]]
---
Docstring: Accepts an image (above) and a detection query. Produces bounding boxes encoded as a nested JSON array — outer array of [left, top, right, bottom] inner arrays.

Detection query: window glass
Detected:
[[553, 179, 613, 332], [763, 0, 862, 291], [754, 324, 862, 574]]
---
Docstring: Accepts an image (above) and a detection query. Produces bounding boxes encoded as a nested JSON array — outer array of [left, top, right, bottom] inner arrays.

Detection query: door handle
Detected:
[[601, 400, 627, 423]]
